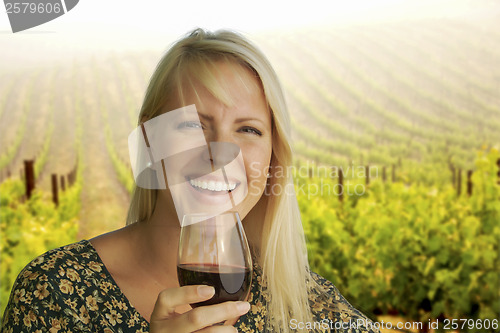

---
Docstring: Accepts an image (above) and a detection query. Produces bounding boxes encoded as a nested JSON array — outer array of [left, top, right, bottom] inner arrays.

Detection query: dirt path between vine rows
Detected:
[[77, 63, 130, 240]]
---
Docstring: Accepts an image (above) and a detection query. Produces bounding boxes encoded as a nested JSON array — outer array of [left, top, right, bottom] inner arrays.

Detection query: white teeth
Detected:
[[215, 182, 222, 191], [189, 179, 237, 192]]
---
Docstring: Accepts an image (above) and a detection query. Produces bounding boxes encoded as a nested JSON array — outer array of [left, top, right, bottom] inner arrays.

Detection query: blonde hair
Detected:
[[127, 28, 315, 332]]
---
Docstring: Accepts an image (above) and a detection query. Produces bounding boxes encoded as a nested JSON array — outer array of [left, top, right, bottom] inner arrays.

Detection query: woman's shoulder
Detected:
[[308, 271, 380, 333], [7, 239, 108, 305], [17, 239, 104, 282], [2, 240, 147, 332]]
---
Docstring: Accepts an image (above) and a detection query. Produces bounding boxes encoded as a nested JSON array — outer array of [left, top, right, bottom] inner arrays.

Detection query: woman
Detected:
[[1, 29, 378, 332]]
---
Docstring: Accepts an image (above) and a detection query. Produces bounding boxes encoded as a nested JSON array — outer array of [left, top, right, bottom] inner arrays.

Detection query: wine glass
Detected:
[[177, 211, 253, 308]]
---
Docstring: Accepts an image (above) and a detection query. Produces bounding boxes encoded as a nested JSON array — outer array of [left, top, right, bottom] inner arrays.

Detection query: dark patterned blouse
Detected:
[[1, 240, 379, 332]]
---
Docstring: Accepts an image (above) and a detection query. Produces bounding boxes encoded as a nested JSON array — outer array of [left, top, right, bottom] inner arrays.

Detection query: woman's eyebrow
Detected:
[[198, 113, 213, 121], [234, 117, 265, 125], [197, 112, 266, 125]]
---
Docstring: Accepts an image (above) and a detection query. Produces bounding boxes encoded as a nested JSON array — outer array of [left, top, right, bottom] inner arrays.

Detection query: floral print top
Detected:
[[1, 240, 379, 332]]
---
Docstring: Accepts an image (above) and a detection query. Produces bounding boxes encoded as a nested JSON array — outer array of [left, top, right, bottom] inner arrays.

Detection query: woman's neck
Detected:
[[134, 191, 267, 271], [132, 200, 181, 276]]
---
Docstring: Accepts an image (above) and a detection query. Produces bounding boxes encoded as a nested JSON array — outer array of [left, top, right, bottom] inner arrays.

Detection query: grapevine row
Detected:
[[94, 60, 135, 193], [0, 75, 16, 121], [279, 38, 426, 144], [0, 70, 85, 318], [382, 23, 500, 100], [263, 39, 420, 154], [111, 54, 142, 129], [33, 75, 57, 180], [307, 32, 486, 156], [321, 31, 495, 163], [0, 72, 39, 171], [349, 30, 500, 133]]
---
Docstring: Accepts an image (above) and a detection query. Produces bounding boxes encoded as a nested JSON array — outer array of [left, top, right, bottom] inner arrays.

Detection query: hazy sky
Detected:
[[0, 0, 497, 69], [0, 0, 493, 33]]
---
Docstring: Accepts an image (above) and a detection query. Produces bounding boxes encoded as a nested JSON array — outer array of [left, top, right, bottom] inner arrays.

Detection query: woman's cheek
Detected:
[[246, 164, 266, 196]]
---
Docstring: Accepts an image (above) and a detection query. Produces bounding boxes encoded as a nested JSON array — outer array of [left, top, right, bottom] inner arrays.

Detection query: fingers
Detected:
[[151, 285, 215, 321], [196, 325, 239, 333], [175, 301, 250, 332], [150, 285, 251, 333], [223, 317, 239, 326]]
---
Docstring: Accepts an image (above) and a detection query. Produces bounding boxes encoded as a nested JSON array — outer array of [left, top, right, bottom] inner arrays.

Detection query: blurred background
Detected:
[[1, 0, 499, 331]]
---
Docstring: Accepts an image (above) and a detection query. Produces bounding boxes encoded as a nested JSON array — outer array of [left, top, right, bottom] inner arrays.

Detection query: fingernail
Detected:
[[236, 301, 250, 313], [198, 286, 215, 297]]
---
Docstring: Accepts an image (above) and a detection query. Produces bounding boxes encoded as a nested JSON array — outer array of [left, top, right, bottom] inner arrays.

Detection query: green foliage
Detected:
[[0, 87, 83, 320], [299, 148, 500, 328], [0, 179, 80, 317]]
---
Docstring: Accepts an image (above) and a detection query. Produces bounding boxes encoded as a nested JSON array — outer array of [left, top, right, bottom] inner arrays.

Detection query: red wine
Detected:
[[177, 263, 252, 307]]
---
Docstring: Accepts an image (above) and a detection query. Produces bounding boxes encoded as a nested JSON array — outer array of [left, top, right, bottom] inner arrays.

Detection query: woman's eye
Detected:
[[239, 126, 262, 136], [177, 121, 203, 129]]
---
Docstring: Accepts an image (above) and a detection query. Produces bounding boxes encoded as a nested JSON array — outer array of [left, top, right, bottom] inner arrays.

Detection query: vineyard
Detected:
[[1, 18, 499, 331]]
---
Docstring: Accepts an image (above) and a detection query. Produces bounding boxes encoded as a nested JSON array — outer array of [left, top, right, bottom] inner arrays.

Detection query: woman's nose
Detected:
[[204, 128, 232, 144], [201, 130, 239, 167]]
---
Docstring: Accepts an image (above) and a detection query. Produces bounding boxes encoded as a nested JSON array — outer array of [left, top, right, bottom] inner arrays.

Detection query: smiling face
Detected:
[[157, 60, 273, 223]]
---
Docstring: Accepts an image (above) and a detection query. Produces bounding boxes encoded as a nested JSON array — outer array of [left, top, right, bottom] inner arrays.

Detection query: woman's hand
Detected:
[[149, 285, 251, 332]]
